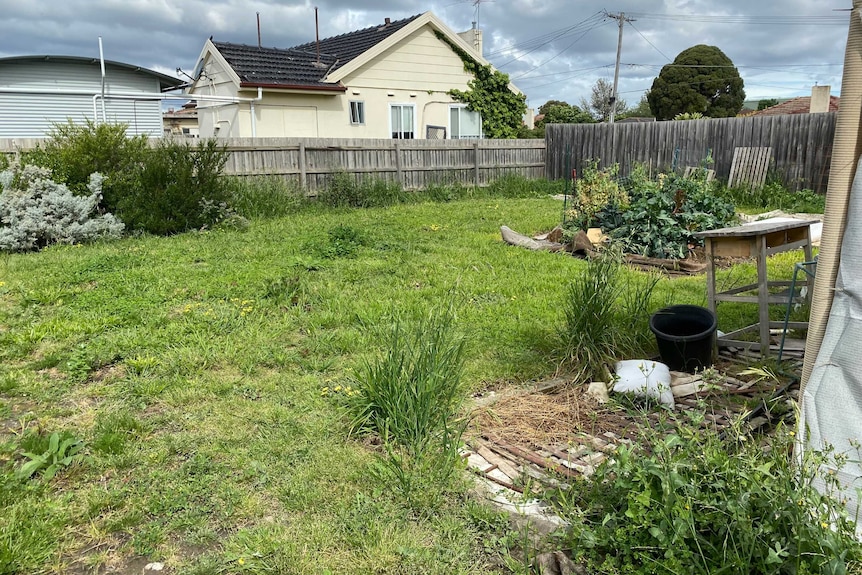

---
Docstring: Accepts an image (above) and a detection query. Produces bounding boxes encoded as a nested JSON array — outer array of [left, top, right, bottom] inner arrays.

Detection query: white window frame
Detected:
[[389, 103, 416, 139], [449, 104, 483, 139], [349, 100, 365, 125]]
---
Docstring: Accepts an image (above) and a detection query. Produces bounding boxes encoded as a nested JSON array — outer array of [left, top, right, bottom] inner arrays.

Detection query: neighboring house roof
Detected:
[[751, 95, 840, 116], [210, 42, 346, 90], [163, 106, 198, 120], [0, 55, 180, 90], [202, 11, 520, 94], [212, 14, 421, 91]]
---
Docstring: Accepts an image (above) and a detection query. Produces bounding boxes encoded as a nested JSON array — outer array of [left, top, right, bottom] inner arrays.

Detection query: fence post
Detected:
[[394, 141, 403, 186], [474, 141, 480, 186], [299, 141, 307, 190]]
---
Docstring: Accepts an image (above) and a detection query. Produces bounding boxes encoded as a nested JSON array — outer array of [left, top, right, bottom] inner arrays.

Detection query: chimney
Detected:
[[810, 85, 831, 113], [457, 25, 483, 57]]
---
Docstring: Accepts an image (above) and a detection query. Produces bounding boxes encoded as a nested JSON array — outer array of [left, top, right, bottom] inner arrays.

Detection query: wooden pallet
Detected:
[[728, 147, 772, 189]]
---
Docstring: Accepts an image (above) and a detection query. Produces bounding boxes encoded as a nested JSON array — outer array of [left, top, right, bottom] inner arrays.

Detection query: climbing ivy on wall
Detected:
[[436, 31, 527, 139]]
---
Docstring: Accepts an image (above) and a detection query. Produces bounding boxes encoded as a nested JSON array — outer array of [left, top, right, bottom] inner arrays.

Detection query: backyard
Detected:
[[1, 144, 858, 573]]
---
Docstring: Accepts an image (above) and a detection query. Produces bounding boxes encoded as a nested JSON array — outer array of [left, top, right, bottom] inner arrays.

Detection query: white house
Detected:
[[0, 55, 180, 138], [186, 12, 522, 140]]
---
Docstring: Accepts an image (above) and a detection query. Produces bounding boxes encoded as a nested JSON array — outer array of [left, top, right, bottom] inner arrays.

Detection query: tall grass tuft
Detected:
[[348, 307, 467, 510], [558, 245, 659, 382], [317, 172, 410, 208], [226, 176, 309, 219]]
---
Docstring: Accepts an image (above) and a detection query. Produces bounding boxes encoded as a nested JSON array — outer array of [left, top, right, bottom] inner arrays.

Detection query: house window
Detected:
[[349, 101, 365, 125], [450, 105, 482, 139], [390, 104, 415, 139]]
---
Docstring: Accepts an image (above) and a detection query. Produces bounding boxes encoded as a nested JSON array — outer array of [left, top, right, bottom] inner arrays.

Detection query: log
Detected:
[[624, 254, 707, 274], [501, 226, 565, 252]]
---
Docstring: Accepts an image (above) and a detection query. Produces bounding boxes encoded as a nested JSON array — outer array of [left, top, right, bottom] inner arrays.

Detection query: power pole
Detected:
[[606, 11, 634, 123]]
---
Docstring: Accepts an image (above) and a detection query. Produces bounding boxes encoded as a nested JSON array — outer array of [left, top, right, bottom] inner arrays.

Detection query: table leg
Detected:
[[706, 238, 716, 316], [757, 234, 770, 357]]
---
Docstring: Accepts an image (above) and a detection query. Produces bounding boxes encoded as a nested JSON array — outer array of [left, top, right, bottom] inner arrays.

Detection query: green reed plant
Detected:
[[558, 245, 659, 382], [347, 307, 467, 511]]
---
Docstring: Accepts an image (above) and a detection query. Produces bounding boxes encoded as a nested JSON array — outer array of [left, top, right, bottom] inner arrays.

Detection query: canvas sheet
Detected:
[[801, 156, 862, 517]]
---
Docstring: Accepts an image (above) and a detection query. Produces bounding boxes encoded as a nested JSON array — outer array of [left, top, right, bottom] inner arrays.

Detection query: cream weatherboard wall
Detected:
[[191, 22, 484, 139], [337, 25, 479, 139]]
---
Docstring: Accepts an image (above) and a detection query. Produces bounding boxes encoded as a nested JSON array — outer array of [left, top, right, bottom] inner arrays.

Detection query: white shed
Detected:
[[0, 55, 180, 138]]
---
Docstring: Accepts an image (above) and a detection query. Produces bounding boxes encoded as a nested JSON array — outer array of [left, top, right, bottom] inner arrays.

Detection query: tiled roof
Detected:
[[213, 13, 422, 89], [751, 95, 840, 116]]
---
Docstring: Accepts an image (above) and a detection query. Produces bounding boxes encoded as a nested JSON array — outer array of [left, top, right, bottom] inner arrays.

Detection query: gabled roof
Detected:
[[204, 11, 524, 95], [290, 14, 422, 75], [0, 55, 180, 90], [212, 13, 422, 90], [751, 95, 840, 116]]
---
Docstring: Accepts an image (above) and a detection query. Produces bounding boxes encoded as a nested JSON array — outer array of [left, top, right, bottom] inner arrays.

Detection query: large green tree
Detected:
[[647, 45, 745, 120]]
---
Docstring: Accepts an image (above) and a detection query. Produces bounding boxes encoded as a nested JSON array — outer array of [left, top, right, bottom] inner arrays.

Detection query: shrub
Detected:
[[554, 417, 862, 574], [0, 164, 124, 252], [117, 138, 230, 235], [23, 119, 147, 213], [564, 161, 628, 231]]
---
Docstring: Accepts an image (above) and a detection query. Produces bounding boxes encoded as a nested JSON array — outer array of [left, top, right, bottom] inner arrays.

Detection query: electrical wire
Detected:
[[627, 20, 672, 62], [624, 12, 846, 25], [485, 11, 605, 58], [510, 17, 610, 80]]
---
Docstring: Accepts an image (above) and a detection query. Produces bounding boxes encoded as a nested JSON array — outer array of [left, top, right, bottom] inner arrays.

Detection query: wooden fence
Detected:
[[546, 113, 837, 192], [0, 137, 546, 191]]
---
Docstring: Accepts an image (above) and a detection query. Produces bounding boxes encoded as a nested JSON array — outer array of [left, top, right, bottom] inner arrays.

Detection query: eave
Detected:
[[239, 82, 346, 94]]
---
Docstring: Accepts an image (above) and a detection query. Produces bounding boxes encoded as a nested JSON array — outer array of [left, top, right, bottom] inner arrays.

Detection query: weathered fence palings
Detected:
[[546, 113, 836, 192], [0, 136, 546, 192]]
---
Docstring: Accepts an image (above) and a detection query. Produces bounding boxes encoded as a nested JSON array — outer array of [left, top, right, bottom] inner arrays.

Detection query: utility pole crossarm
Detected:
[[606, 11, 635, 123]]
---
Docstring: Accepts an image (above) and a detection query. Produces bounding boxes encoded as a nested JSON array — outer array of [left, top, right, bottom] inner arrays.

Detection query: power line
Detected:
[[491, 12, 606, 65], [627, 20, 671, 62], [625, 12, 847, 25], [509, 16, 609, 79]]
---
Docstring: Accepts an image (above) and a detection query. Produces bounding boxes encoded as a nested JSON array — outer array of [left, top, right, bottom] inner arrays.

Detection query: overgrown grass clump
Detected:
[[718, 181, 826, 214], [555, 416, 862, 574], [348, 307, 467, 512], [558, 246, 661, 382]]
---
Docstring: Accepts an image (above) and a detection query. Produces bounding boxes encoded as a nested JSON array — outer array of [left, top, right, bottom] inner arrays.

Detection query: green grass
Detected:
[[0, 195, 809, 573]]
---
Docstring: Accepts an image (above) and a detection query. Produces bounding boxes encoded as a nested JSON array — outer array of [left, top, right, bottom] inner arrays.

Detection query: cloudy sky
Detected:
[[0, 0, 851, 112]]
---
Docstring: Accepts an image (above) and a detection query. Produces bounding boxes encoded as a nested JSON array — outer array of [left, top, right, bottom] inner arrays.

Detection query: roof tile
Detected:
[[213, 13, 422, 88]]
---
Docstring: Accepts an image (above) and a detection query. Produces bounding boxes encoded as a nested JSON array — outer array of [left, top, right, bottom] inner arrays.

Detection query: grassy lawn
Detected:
[[0, 195, 806, 574]]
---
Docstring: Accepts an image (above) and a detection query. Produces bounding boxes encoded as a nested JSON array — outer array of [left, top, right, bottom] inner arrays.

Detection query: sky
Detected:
[[0, 0, 851, 113]]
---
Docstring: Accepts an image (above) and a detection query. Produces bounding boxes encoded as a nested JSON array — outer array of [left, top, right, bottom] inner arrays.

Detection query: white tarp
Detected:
[[800, 156, 862, 516]]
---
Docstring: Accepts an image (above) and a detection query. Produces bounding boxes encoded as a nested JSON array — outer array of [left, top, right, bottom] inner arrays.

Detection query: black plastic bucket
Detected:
[[649, 305, 717, 372]]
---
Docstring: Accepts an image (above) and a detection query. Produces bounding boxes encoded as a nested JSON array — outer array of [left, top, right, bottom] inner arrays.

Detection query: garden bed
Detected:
[[465, 355, 799, 496]]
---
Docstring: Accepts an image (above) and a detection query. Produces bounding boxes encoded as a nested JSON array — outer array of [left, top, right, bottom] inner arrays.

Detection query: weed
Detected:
[[348, 306, 467, 511], [92, 411, 145, 456], [17, 431, 86, 480], [553, 416, 862, 574], [558, 245, 659, 382], [226, 175, 308, 219], [262, 273, 306, 307], [316, 225, 369, 259]]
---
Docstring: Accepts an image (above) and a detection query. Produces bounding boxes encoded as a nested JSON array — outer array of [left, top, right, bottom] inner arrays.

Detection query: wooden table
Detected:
[[693, 219, 816, 356]]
